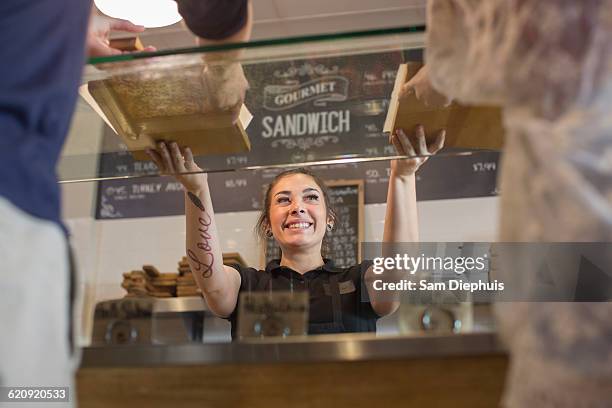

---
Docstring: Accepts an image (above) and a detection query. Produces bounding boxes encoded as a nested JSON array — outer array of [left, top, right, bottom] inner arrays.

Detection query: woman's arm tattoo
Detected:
[[188, 191, 206, 211], [187, 191, 215, 278]]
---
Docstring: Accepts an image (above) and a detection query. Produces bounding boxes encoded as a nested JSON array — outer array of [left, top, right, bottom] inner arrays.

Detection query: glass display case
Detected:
[[62, 25, 502, 350]]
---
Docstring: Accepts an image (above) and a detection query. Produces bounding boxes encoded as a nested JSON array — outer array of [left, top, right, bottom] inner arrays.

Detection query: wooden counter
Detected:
[[77, 332, 508, 408]]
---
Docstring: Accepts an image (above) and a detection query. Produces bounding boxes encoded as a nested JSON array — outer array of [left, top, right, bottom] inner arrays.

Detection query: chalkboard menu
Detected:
[[94, 48, 500, 220], [262, 180, 364, 269], [94, 49, 414, 179], [95, 150, 499, 219]]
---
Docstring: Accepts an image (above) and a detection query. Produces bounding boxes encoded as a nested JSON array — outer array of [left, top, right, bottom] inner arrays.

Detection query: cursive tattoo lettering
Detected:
[[187, 191, 215, 278], [187, 249, 214, 278]]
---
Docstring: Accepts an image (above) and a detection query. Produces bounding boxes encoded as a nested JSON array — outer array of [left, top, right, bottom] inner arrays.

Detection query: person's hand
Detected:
[[87, 14, 156, 57], [399, 65, 452, 108], [200, 63, 249, 123], [146, 142, 208, 193], [389, 125, 445, 177], [193, 0, 253, 122]]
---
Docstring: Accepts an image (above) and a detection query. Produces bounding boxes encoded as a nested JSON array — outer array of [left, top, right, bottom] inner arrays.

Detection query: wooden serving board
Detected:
[[384, 63, 504, 151]]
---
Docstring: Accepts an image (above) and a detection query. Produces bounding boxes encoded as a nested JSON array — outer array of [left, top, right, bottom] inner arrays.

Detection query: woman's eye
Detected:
[[276, 197, 290, 204], [305, 194, 319, 201]]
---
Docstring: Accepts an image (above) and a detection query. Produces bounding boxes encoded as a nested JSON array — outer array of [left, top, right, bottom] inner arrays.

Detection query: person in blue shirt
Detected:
[[0, 0, 251, 402]]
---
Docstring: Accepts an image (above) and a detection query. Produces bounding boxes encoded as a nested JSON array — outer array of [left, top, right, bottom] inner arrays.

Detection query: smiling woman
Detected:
[[146, 124, 444, 339], [255, 168, 337, 257]]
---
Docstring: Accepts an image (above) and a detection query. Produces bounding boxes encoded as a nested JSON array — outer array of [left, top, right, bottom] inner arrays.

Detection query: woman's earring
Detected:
[[326, 223, 333, 232], [265, 230, 273, 238]]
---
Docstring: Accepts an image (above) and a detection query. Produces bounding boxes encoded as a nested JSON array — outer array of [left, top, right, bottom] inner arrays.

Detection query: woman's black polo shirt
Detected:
[[226, 259, 379, 339]]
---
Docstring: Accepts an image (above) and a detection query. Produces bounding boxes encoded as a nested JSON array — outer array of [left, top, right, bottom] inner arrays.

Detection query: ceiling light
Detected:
[[94, 0, 182, 28]]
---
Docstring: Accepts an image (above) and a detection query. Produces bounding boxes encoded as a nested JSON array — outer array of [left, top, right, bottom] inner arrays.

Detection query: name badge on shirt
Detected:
[[323, 280, 356, 296]]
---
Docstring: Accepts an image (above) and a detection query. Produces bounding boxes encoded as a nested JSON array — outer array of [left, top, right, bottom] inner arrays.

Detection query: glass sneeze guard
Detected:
[[60, 26, 499, 183]]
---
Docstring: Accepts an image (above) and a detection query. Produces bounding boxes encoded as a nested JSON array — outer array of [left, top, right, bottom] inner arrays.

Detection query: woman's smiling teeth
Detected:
[[285, 222, 312, 230]]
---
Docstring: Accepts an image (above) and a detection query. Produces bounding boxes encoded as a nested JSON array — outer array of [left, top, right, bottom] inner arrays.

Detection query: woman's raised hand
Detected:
[[389, 125, 445, 177], [146, 142, 208, 194]]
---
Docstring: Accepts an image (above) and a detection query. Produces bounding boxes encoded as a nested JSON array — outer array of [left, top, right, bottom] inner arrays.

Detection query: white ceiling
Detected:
[[256, 0, 425, 19], [113, 0, 426, 49]]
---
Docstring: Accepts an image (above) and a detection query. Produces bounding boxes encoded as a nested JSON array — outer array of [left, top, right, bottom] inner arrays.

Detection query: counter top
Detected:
[[81, 331, 504, 367]]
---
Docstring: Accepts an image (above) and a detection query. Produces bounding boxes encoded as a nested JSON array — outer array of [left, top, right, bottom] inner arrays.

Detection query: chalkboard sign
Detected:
[[94, 49, 413, 179], [94, 47, 500, 220], [261, 180, 364, 269], [95, 150, 499, 219]]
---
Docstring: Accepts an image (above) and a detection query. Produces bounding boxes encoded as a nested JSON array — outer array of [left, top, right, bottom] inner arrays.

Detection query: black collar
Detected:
[[265, 258, 344, 275]]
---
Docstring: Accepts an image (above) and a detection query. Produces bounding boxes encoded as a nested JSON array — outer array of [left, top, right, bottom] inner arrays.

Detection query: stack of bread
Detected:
[[176, 257, 199, 297], [222, 252, 247, 268], [121, 258, 198, 298], [121, 253, 246, 298]]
